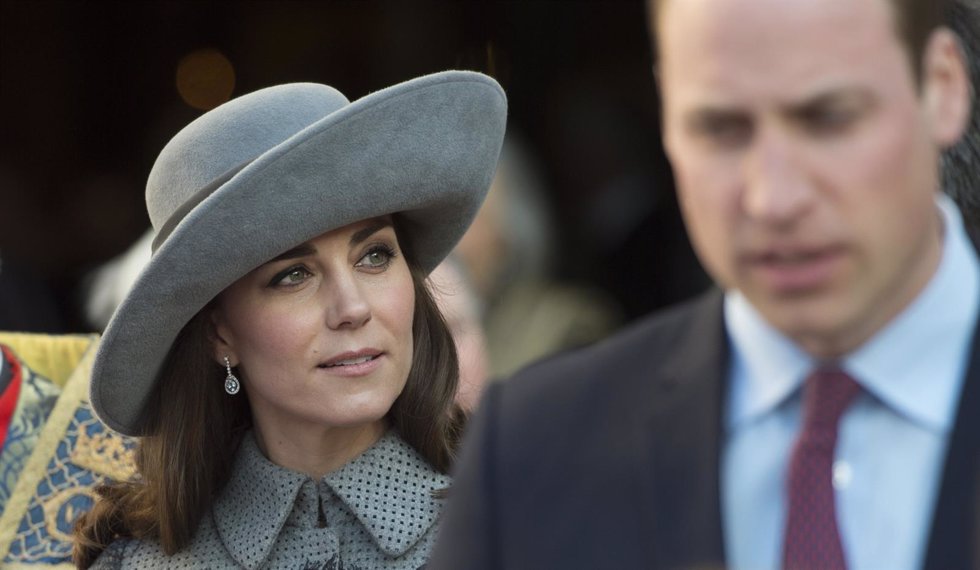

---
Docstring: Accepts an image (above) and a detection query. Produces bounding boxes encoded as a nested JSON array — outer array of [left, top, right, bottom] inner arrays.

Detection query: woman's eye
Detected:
[[272, 266, 311, 286], [357, 246, 395, 269]]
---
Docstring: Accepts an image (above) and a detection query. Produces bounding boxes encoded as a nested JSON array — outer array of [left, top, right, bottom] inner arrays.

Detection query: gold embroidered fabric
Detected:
[[0, 334, 138, 568]]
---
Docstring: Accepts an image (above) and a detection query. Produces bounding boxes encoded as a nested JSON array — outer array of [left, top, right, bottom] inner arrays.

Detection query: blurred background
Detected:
[[0, 0, 711, 367]]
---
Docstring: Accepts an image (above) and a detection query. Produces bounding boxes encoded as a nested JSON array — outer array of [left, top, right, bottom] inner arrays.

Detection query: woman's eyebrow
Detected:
[[349, 221, 392, 246], [265, 221, 391, 265], [268, 243, 317, 263]]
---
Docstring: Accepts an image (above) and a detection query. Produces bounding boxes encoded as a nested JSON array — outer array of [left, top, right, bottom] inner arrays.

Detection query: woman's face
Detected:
[[212, 217, 415, 436]]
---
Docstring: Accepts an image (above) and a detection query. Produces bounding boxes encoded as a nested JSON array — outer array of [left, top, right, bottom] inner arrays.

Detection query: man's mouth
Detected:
[[745, 246, 845, 293]]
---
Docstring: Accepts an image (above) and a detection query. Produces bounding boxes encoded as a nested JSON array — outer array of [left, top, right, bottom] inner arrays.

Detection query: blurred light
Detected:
[[175, 49, 235, 111]]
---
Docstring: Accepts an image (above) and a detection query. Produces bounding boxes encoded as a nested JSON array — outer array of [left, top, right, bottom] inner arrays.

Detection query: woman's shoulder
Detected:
[[87, 516, 234, 569], [88, 538, 147, 570], [91, 537, 194, 570]]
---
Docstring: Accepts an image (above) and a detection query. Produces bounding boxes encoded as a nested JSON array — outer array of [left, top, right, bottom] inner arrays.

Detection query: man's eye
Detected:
[[801, 107, 858, 135], [692, 116, 753, 148]]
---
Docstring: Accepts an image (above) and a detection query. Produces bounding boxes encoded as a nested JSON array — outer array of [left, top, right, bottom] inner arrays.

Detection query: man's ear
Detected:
[[922, 28, 972, 148], [209, 308, 237, 367]]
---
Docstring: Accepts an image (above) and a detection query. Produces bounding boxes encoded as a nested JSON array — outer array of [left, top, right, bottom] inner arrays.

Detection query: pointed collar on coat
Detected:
[[212, 429, 450, 569]]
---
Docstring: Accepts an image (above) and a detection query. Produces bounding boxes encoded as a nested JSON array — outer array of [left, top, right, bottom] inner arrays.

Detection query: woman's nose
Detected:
[[325, 274, 372, 330]]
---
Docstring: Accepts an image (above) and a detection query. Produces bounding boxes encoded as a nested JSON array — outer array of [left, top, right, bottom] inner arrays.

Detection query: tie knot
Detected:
[[801, 368, 861, 435]]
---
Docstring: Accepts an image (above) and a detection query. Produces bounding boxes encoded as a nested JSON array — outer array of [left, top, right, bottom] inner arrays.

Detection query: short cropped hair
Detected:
[[646, 0, 953, 78]]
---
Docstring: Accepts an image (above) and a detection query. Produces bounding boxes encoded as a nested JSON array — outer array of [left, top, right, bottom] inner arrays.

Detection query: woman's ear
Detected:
[[209, 308, 237, 366], [922, 28, 972, 148]]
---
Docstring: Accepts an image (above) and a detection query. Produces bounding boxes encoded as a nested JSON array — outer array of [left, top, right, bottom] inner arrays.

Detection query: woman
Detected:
[[73, 71, 506, 569]]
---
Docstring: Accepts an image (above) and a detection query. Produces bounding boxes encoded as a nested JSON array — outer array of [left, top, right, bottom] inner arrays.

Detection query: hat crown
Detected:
[[146, 83, 350, 232]]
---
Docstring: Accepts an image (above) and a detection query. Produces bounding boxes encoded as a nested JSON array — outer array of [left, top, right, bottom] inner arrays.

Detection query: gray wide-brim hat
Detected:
[[91, 70, 507, 436]]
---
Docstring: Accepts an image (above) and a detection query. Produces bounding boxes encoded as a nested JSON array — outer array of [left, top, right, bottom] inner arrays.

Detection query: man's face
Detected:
[[658, 0, 968, 357]]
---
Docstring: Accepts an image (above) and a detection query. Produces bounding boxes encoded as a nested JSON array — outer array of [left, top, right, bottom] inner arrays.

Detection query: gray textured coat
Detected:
[[93, 431, 451, 569]]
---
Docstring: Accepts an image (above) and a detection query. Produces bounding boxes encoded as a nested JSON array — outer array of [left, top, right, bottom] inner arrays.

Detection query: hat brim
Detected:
[[92, 71, 507, 436]]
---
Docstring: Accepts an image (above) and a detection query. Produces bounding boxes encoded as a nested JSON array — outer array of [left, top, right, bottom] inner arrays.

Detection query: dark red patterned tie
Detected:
[[782, 368, 861, 570]]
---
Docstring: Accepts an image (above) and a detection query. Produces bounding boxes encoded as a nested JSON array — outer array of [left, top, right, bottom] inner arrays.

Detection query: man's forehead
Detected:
[[655, 0, 900, 56], [655, 0, 911, 104], [653, 0, 897, 25]]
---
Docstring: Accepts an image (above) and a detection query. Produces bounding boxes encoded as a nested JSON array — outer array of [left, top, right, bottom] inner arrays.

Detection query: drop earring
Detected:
[[223, 356, 240, 395]]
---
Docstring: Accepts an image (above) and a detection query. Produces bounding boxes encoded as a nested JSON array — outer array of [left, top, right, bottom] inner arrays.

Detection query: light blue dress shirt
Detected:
[[721, 195, 979, 570]]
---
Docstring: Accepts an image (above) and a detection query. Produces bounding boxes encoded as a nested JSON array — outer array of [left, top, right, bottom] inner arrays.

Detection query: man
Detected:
[[430, 0, 980, 568]]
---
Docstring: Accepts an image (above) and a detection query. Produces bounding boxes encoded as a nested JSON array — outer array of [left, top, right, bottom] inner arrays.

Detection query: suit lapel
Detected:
[[633, 290, 728, 569], [923, 314, 980, 570], [629, 276, 980, 569]]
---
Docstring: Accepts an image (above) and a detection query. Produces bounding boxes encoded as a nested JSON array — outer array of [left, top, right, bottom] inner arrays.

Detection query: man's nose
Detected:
[[742, 128, 815, 226]]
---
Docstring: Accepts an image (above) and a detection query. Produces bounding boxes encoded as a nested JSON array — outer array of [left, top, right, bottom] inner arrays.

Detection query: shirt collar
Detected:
[[725, 194, 979, 432], [844, 194, 979, 431], [212, 429, 450, 569], [725, 290, 811, 428]]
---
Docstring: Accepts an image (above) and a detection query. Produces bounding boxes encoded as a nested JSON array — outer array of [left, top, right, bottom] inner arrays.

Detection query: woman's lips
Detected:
[[318, 349, 384, 376]]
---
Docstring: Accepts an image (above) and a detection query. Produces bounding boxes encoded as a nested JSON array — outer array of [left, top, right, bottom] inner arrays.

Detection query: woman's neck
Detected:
[[252, 418, 386, 478]]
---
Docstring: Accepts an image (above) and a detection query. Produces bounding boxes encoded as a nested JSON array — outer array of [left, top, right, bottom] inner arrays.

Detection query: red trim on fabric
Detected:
[[0, 345, 24, 451]]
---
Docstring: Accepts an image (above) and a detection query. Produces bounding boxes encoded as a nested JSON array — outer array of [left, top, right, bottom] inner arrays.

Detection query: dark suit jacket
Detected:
[[430, 290, 980, 570]]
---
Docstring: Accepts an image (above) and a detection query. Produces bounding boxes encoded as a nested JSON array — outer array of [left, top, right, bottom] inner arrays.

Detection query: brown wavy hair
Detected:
[[73, 247, 463, 567]]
